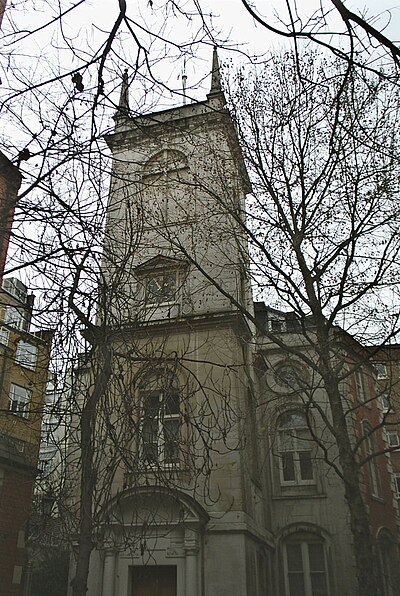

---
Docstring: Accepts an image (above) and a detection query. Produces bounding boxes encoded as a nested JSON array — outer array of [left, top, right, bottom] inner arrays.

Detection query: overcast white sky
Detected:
[[4, 0, 399, 98], [1, 0, 399, 153]]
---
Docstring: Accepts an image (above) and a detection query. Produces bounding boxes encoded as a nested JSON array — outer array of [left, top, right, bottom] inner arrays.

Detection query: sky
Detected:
[[3, 0, 399, 106]]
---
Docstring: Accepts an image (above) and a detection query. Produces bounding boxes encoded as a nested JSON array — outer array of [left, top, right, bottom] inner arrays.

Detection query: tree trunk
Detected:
[[317, 325, 378, 596], [71, 342, 113, 596], [70, 398, 95, 596]]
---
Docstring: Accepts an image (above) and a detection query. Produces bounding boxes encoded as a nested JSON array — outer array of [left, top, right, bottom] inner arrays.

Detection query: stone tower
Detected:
[[81, 51, 270, 596]]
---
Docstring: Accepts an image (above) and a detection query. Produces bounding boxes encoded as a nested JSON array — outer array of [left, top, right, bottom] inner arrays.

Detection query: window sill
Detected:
[[280, 481, 316, 487], [145, 300, 177, 309], [9, 411, 30, 420], [272, 493, 326, 500], [371, 494, 385, 504], [15, 362, 36, 371]]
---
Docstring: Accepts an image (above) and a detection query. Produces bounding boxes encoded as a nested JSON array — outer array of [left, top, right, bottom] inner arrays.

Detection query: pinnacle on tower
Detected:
[[116, 69, 130, 119], [209, 47, 223, 96]]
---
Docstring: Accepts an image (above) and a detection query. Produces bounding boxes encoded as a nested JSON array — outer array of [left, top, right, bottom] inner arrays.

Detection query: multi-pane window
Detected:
[[278, 412, 314, 485], [269, 316, 286, 333], [378, 532, 396, 596], [0, 327, 10, 346], [394, 472, 400, 499], [284, 538, 329, 596], [15, 341, 38, 370], [9, 384, 32, 418], [4, 306, 24, 330], [354, 369, 366, 401], [375, 362, 388, 380], [142, 388, 180, 465], [39, 458, 53, 476], [380, 393, 394, 413], [142, 149, 191, 224], [387, 430, 400, 450]]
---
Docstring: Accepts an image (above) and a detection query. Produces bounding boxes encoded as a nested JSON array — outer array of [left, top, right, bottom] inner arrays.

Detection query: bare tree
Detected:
[[2, 1, 400, 595], [188, 51, 400, 595], [238, 0, 400, 74]]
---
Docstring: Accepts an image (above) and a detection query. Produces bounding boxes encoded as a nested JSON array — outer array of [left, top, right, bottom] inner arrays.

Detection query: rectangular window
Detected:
[[380, 393, 393, 413], [394, 472, 400, 499], [142, 390, 180, 465], [286, 543, 305, 596], [285, 541, 328, 596], [355, 369, 366, 401], [15, 341, 38, 370], [39, 459, 53, 476], [387, 431, 400, 449], [9, 384, 32, 418], [278, 412, 315, 486], [0, 327, 10, 346], [299, 451, 314, 481], [4, 306, 24, 330], [269, 317, 286, 333], [375, 362, 388, 379], [282, 452, 296, 482]]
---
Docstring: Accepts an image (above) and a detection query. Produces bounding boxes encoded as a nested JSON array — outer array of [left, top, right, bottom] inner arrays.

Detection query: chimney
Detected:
[[0, 153, 21, 281]]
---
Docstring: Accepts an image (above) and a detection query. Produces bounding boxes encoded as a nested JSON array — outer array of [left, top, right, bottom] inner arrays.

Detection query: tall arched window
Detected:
[[362, 421, 381, 497], [377, 529, 397, 596], [140, 370, 180, 466], [283, 532, 330, 596], [141, 149, 192, 224], [277, 411, 314, 485]]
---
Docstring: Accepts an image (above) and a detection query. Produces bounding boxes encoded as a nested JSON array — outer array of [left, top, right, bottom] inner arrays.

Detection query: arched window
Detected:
[[277, 411, 314, 485], [141, 149, 192, 224], [140, 370, 180, 466], [283, 532, 329, 596], [377, 529, 397, 596], [142, 149, 188, 176]]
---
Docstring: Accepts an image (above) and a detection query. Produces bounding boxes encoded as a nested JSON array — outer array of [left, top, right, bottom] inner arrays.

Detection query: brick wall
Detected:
[[0, 463, 35, 596]]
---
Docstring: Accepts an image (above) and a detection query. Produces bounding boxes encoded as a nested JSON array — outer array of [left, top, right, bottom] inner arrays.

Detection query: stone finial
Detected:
[[209, 47, 223, 95], [117, 69, 129, 116]]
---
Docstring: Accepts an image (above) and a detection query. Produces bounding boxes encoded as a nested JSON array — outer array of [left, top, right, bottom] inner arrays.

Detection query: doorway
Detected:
[[131, 565, 177, 596]]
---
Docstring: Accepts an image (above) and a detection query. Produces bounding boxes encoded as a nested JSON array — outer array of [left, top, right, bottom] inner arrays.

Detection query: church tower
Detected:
[[103, 50, 253, 325], [83, 52, 271, 596]]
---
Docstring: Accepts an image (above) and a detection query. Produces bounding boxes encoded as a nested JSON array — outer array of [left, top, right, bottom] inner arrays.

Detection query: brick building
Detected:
[[0, 277, 52, 595], [367, 346, 400, 505], [0, 150, 53, 596]]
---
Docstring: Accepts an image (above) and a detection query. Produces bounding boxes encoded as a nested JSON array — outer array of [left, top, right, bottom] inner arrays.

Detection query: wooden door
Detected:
[[131, 565, 177, 596]]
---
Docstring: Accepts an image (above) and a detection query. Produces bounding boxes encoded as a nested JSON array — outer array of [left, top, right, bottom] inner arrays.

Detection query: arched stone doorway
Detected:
[[99, 486, 208, 596]]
